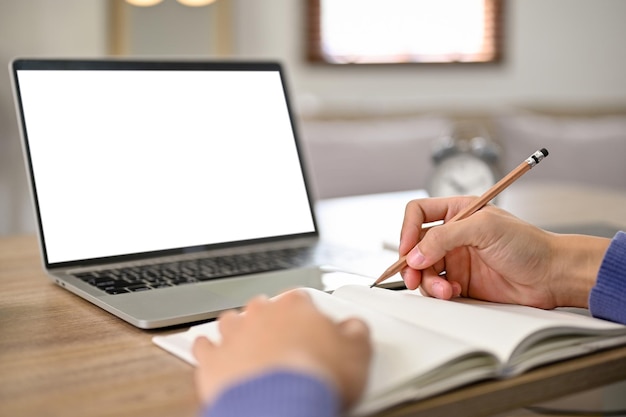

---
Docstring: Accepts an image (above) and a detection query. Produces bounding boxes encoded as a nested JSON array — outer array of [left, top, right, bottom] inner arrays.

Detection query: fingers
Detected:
[[418, 274, 462, 300], [338, 317, 370, 341], [403, 217, 478, 298], [218, 294, 272, 335], [412, 223, 455, 268], [399, 197, 477, 291], [404, 259, 463, 299], [243, 294, 269, 313], [217, 309, 242, 339], [401, 266, 422, 290], [336, 317, 372, 409], [406, 209, 495, 270], [400, 196, 477, 255], [276, 288, 313, 305], [192, 336, 215, 364]]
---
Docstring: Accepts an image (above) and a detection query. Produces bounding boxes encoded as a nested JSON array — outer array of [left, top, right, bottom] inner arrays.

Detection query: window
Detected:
[[307, 0, 503, 65]]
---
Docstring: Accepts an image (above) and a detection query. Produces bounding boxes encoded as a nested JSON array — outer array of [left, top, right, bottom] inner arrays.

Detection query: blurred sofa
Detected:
[[297, 107, 626, 200], [298, 113, 450, 199]]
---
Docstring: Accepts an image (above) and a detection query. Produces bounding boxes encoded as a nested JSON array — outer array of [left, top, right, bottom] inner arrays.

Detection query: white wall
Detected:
[[1, 0, 625, 235], [125, 0, 216, 56], [232, 0, 626, 112], [0, 0, 108, 236]]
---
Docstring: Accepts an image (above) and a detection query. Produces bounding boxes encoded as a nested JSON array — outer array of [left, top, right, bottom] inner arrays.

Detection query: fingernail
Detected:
[[407, 248, 425, 267], [432, 282, 444, 299], [452, 282, 462, 297]]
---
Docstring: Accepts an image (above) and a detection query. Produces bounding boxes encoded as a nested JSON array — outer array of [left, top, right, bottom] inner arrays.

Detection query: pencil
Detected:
[[370, 148, 549, 288]]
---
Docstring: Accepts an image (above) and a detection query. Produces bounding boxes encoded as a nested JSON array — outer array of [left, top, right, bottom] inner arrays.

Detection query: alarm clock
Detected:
[[427, 124, 501, 198]]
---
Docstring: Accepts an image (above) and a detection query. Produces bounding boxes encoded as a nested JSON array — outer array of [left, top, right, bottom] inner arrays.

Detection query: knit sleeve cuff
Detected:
[[200, 369, 340, 417], [589, 231, 626, 325]]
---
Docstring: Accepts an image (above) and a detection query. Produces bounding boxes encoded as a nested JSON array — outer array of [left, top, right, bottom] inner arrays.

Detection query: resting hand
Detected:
[[399, 196, 609, 309], [192, 290, 372, 411]]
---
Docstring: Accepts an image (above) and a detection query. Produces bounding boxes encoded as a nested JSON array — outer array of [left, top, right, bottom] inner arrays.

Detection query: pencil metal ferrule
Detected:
[[525, 148, 549, 168]]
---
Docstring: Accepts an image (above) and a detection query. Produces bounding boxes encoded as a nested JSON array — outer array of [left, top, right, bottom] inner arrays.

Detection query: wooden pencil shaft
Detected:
[[449, 161, 530, 223]]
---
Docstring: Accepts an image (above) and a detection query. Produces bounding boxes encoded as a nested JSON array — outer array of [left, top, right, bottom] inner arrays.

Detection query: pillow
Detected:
[[494, 111, 626, 191], [299, 115, 450, 199]]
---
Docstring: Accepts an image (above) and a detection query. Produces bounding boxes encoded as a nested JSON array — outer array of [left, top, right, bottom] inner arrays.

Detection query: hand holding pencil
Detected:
[[371, 148, 549, 289]]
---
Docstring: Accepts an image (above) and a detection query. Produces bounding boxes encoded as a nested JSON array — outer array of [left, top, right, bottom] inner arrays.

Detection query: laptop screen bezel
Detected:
[[11, 58, 320, 269]]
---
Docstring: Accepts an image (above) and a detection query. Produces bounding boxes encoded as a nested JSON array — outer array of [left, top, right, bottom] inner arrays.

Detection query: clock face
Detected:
[[428, 153, 497, 197]]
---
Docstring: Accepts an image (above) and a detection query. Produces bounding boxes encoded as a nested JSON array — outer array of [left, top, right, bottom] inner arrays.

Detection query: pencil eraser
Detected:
[[540, 148, 549, 157]]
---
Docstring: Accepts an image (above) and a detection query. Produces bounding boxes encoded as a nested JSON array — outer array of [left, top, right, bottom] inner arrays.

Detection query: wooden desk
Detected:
[[0, 235, 197, 417], [2, 184, 626, 417]]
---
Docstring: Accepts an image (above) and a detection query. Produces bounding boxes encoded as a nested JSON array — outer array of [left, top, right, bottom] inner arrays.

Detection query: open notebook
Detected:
[[154, 284, 626, 416]]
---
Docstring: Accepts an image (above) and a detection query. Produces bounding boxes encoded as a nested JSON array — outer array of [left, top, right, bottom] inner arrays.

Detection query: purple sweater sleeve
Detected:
[[199, 370, 340, 417], [589, 231, 626, 325]]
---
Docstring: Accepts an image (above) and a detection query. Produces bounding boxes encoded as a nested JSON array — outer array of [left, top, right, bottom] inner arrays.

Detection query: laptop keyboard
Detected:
[[74, 247, 314, 295]]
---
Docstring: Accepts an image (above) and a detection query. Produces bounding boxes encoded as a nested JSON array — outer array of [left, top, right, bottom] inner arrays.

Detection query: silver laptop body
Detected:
[[11, 58, 358, 329]]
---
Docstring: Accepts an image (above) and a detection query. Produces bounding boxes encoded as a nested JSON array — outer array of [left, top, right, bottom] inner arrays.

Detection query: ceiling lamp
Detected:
[[176, 0, 217, 5], [125, 0, 217, 6], [125, 0, 164, 6]]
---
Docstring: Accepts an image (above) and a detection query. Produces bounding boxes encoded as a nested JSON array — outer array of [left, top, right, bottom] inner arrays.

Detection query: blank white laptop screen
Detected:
[[16, 67, 315, 264]]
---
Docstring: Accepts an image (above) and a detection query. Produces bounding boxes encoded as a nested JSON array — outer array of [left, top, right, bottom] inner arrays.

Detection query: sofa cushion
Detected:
[[299, 115, 450, 199], [495, 111, 626, 191]]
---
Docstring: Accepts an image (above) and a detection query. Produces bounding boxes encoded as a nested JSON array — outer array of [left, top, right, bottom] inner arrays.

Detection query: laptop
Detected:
[[11, 58, 373, 329]]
